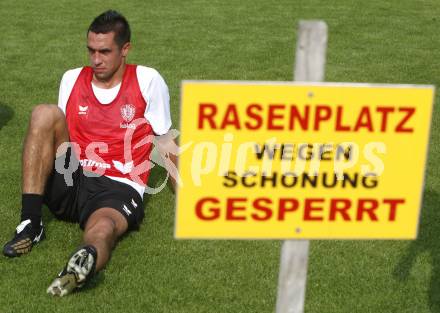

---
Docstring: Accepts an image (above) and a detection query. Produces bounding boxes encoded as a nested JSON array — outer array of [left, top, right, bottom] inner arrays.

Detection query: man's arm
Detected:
[[138, 66, 172, 135], [137, 66, 177, 191], [154, 131, 180, 192]]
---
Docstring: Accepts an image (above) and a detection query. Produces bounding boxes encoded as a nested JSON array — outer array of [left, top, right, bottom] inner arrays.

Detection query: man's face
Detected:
[[87, 31, 130, 82]]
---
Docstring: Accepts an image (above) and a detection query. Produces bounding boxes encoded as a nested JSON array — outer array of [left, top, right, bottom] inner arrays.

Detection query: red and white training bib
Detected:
[[65, 64, 154, 185]]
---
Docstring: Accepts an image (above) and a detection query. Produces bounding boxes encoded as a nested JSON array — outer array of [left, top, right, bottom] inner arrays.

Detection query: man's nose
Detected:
[[92, 53, 102, 66]]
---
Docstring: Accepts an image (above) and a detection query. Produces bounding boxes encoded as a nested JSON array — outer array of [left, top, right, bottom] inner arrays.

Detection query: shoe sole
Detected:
[[47, 273, 78, 297], [47, 248, 95, 297], [66, 248, 94, 283]]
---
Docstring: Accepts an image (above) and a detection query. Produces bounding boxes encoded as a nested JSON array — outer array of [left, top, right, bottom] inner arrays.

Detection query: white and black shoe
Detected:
[[3, 219, 45, 257], [47, 245, 97, 297]]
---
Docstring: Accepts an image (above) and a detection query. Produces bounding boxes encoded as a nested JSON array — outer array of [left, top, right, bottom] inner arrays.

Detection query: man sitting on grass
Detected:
[[3, 9, 177, 297]]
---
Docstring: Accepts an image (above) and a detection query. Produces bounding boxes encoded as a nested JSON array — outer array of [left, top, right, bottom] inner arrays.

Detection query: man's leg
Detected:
[[47, 207, 128, 296], [22, 104, 70, 194], [3, 104, 69, 257], [82, 207, 128, 271]]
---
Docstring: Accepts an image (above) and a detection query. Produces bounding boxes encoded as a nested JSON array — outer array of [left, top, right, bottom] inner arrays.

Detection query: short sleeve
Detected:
[[58, 68, 82, 114], [137, 66, 172, 135]]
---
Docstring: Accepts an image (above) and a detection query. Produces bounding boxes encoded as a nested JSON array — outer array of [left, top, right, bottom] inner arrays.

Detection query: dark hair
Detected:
[[88, 10, 131, 47]]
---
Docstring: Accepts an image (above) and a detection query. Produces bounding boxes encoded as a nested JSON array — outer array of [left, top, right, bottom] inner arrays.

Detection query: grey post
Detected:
[[275, 20, 328, 313]]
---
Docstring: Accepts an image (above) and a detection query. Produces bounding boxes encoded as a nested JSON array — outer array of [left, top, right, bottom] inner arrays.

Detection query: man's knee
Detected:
[[85, 216, 117, 241], [29, 104, 64, 131], [85, 208, 129, 238]]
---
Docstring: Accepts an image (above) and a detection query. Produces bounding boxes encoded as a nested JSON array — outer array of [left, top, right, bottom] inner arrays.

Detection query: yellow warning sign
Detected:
[[175, 81, 435, 239]]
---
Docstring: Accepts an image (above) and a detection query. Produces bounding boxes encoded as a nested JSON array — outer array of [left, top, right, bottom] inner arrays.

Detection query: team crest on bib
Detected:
[[120, 104, 136, 122]]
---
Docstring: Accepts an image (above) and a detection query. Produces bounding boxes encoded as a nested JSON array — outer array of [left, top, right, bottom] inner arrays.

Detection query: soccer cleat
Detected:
[[46, 271, 78, 297], [47, 245, 97, 297], [3, 219, 45, 257]]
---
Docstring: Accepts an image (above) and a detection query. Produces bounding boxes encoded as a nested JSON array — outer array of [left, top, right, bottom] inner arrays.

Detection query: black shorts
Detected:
[[43, 148, 144, 231]]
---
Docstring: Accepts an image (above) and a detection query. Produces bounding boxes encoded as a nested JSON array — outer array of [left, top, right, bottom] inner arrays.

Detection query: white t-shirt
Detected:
[[57, 65, 172, 197]]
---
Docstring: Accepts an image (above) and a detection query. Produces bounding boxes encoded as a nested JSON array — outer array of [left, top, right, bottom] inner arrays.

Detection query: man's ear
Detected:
[[121, 42, 131, 57]]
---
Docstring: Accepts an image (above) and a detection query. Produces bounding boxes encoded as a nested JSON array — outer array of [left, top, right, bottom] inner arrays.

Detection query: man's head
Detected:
[[87, 10, 131, 83], [88, 10, 131, 48]]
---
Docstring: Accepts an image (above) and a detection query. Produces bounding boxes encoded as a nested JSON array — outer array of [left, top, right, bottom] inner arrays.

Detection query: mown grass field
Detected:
[[0, 1, 439, 312]]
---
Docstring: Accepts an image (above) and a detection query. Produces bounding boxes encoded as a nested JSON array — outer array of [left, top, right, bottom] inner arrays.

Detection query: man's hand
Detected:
[[154, 130, 180, 192]]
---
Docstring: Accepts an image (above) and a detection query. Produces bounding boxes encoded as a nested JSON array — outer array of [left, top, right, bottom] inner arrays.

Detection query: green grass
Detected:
[[0, 1, 439, 312]]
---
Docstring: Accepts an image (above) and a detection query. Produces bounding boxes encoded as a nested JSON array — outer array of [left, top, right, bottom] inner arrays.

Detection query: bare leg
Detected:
[[3, 105, 69, 258], [22, 104, 69, 194], [82, 208, 128, 271], [46, 208, 128, 297]]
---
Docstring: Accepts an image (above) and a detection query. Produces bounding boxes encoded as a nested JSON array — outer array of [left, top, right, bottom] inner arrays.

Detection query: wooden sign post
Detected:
[[275, 20, 328, 313]]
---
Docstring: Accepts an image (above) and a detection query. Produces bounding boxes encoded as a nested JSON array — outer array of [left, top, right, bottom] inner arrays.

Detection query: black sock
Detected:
[[20, 194, 43, 228]]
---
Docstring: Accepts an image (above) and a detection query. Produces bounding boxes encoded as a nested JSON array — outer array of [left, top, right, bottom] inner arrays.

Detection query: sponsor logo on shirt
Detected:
[[120, 122, 136, 129], [79, 158, 111, 169]]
